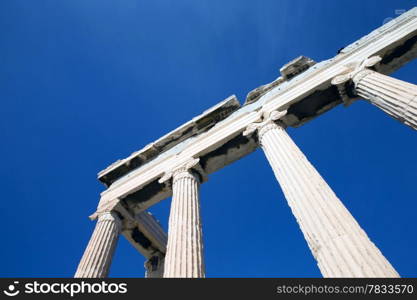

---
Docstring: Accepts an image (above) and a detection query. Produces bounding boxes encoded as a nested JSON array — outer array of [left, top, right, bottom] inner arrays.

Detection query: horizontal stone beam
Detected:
[[98, 95, 240, 187], [96, 8, 417, 216], [121, 211, 167, 258]]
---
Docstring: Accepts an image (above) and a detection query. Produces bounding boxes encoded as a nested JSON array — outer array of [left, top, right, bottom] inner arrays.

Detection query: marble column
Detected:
[[159, 158, 205, 278], [145, 253, 165, 278], [332, 56, 417, 130], [74, 211, 121, 278], [245, 114, 399, 277]]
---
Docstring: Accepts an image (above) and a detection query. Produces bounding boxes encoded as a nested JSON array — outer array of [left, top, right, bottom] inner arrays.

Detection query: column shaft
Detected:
[[259, 122, 399, 277], [163, 170, 205, 278], [75, 211, 121, 278], [353, 69, 417, 130], [145, 254, 165, 278]]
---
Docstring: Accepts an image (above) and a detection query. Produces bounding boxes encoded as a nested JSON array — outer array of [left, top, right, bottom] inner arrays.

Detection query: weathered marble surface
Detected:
[[81, 8, 417, 278], [161, 159, 205, 278], [98, 95, 240, 187], [75, 212, 121, 278], [121, 211, 167, 259], [96, 8, 417, 220], [333, 56, 417, 130], [247, 117, 399, 277]]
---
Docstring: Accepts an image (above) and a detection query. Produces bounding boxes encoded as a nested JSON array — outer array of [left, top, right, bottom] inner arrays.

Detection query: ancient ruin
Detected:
[[75, 7, 417, 278]]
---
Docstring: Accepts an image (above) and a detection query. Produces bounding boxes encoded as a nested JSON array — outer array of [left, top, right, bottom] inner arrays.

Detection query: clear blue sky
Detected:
[[1, 0, 417, 278]]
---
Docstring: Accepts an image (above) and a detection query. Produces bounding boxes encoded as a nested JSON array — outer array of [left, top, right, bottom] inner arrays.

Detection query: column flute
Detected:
[[244, 111, 399, 277], [159, 158, 205, 278], [75, 211, 121, 278], [332, 56, 417, 130]]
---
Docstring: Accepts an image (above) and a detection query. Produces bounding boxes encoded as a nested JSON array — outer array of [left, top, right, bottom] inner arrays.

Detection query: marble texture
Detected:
[[254, 120, 399, 277], [162, 160, 205, 278], [75, 211, 121, 278]]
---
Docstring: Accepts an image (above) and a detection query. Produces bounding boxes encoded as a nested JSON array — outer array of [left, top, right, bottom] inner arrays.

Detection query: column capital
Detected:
[[89, 199, 126, 223], [331, 55, 382, 105], [333, 56, 417, 130], [258, 122, 399, 277], [243, 109, 287, 144], [97, 211, 122, 227], [163, 159, 205, 277], [159, 157, 206, 185], [75, 209, 122, 278]]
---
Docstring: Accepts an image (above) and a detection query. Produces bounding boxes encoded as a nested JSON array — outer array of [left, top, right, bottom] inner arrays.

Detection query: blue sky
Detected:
[[1, 0, 417, 278]]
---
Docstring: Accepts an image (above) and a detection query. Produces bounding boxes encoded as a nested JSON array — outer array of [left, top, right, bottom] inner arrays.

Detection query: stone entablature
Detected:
[[97, 8, 417, 218], [98, 96, 240, 187], [75, 8, 417, 278]]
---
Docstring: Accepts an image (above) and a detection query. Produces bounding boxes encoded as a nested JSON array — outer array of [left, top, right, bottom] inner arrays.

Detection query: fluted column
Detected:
[[145, 253, 165, 278], [245, 112, 399, 277], [75, 211, 121, 278], [353, 69, 417, 129], [332, 55, 417, 130], [159, 158, 205, 278]]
